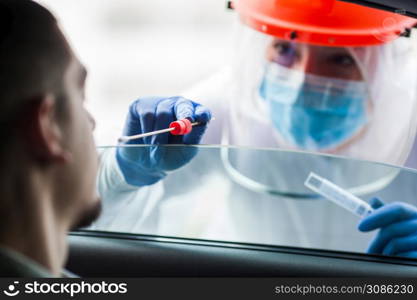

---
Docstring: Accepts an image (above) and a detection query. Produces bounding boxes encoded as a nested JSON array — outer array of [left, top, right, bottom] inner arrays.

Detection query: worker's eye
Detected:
[[274, 41, 292, 55], [328, 54, 356, 67], [272, 41, 299, 65], [274, 41, 296, 56]]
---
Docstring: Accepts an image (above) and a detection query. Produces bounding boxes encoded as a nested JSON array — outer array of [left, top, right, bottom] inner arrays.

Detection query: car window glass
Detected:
[[88, 145, 417, 260]]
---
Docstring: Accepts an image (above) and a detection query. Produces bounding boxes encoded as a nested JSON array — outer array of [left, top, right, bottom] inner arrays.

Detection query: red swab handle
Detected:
[[169, 119, 193, 135]]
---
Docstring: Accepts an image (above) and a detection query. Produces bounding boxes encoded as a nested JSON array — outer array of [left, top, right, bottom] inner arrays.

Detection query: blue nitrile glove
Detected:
[[116, 96, 211, 186], [358, 197, 417, 258]]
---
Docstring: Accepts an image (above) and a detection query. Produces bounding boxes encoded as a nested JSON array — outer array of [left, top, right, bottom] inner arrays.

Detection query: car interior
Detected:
[[68, 144, 417, 277], [67, 0, 417, 277]]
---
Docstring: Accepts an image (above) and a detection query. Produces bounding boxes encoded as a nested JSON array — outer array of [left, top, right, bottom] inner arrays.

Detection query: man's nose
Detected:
[[87, 110, 96, 131]]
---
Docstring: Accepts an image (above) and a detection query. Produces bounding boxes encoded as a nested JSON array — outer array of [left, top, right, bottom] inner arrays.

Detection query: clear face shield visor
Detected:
[[222, 23, 417, 198], [259, 39, 370, 151]]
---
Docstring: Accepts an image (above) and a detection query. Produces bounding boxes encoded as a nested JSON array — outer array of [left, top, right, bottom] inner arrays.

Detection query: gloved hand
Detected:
[[116, 96, 211, 186], [358, 197, 417, 258]]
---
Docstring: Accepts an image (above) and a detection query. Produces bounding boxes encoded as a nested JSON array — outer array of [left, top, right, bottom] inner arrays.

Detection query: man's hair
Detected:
[[0, 0, 71, 154], [0, 1, 72, 237]]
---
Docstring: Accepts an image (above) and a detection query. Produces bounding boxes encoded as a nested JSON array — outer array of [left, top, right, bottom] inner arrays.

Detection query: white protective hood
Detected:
[[223, 25, 417, 167]]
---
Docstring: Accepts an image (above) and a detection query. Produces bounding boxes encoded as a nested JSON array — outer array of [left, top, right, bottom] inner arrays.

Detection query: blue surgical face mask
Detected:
[[259, 62, 368, 150]]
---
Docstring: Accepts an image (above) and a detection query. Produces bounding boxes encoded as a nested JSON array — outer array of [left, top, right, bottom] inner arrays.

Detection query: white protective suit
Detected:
[[92, 28, 417, 254]]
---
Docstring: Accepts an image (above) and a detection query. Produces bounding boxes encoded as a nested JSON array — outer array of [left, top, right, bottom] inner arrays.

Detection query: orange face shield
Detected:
[[232, 0, 417, 46]]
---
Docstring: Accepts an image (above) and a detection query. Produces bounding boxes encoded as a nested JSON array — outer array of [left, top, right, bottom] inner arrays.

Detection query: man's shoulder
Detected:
[[0, 247, 52, 278]]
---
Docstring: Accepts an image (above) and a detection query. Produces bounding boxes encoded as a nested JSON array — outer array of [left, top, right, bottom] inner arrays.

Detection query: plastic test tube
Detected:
[[304, 172, 373, 217]]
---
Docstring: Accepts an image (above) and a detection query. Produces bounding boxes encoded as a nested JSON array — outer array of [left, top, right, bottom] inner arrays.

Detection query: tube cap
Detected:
[[169, 119, 193, 135]]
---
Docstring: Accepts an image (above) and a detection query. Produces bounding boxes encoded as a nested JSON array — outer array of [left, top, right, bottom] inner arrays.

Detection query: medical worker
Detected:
[[95, 0, 417, 258]]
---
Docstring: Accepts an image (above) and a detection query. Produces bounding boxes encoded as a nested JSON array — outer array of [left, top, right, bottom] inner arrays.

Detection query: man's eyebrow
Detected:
[[80, 66, 88, 83]]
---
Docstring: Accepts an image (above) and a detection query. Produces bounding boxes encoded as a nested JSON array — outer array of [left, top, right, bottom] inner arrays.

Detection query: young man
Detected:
[[0, 0, 210, 277], [0, 0, 101, 276]]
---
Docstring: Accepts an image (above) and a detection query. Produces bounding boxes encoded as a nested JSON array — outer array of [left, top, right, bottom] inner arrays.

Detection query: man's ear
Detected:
[[24, 94, 72, 165]]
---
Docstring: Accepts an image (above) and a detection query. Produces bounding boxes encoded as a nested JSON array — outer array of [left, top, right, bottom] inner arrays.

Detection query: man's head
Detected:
[[0, 0, 100, 243]]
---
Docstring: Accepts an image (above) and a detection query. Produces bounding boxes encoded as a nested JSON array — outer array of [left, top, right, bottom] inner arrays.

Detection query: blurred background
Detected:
[[37, 0, 235, 145]]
